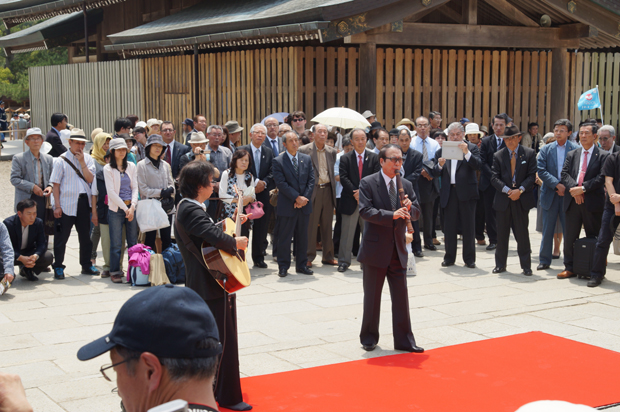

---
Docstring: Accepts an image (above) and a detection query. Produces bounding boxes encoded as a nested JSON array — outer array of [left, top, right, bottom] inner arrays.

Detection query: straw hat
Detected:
[[396, 118, 416, 128], [188, 131, 208, 144], [69, 128, 87, 142], [464, 123, 485, 137]]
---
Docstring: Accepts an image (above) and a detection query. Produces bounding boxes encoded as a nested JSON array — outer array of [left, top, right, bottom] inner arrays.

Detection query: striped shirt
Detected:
[[209, 145, 232, 181], [50, 151, 95, 216]]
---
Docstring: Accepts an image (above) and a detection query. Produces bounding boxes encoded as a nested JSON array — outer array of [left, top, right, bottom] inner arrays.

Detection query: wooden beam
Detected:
[[320, 0, 450, 43], [353, 23, 580, 48], [359, 42, 377, 114], [558, 23, 598, 39], [550, 48, 569, 122], [483, 0, 538, 27], [438, 4, 463, 23], [462, 0, 478, 25], [541, 0, 620, 38]]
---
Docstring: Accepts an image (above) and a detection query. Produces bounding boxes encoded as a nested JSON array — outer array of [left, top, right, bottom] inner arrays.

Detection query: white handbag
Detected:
[[136, 199, 170, 232]]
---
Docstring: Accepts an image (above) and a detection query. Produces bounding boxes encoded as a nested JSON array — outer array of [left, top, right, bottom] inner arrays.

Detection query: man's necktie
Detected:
[[164, 146, 171, 164], [292, 156, 298, 175], [577, 151, 588, 186], [271, 139, 278, 155], [358, 154, 363, 180], [510, 151, 517, 185], [422, 140, 428, 161], [254, 149, 261, 174], [389, 180, 398, 210]]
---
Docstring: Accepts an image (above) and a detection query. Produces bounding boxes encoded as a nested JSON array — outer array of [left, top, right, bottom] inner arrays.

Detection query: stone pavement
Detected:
[[1, 157, 619, 411]]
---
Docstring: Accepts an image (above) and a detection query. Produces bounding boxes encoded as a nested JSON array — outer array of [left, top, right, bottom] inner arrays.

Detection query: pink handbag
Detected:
[[244, 201, 265, 220]]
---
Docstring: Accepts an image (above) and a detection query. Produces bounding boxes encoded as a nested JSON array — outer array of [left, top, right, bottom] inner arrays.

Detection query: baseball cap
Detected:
[[182, 118, 194, 128], [77, 285, 222, 361]]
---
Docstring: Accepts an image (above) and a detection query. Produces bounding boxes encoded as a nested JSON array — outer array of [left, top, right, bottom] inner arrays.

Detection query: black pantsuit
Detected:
[[590, 202, 615, 280], [475, 190, 486, 241], [53, 194, 92, 270], [276, 213, 309, 271], [563, 203, 601, 272], [443, 187, 476, 265], [495, 201, 532, 270]]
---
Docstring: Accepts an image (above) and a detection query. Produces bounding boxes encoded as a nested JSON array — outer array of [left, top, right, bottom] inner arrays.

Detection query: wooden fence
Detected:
[[29, 48, 620, 142], [29, 60, 142, 136]]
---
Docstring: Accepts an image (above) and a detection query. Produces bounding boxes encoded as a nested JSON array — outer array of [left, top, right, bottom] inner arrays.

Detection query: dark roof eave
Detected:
[[104, 21, 329, 52], [0, 0, 125, 22]]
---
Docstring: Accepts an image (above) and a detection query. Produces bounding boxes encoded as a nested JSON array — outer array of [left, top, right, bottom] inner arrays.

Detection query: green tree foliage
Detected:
[[0, 20, 68, 103]]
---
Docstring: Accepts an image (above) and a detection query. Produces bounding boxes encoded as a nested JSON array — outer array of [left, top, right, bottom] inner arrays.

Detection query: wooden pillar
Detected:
[[462, 0, 477, 25], [359, 42, 377, 113], [550, 48, 568, 123]]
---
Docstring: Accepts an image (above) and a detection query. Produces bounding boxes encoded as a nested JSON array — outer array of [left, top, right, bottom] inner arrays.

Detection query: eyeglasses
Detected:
[[386, 156, 405, 164], [253, 131, 266, 136], [292, 118, 305, 122], [161, 129, 174, 133], [100, 356, 139, 382]]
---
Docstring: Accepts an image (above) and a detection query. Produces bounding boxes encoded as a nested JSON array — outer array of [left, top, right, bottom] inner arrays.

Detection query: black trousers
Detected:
[[250, 200, 272, 265], [482, 186, 498, 244], [53, 195, 92, 270], [17, 250, 53, 275], [207, 294, 244, 407], [30, 193, 47, 222], [333, 199, 342, 254], [590, 202, 614, 280], [144, 214, 173, 252], [563, 202, 602, 272], [360, 248, 417, 351], [419, 200, 435, 247], [475, 190, 486, 241], [495, 200, 532, 270], [443, 187, 476, 265], [276, 212, 309, 271], [432, 197, 440, 239]]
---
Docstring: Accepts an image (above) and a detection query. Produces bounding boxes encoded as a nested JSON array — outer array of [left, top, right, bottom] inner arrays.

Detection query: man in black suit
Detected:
[[3, 199, 53, 281], [358, 144, 423, 353], [434, 122, 481, 268], [337, 128, 380, 272], [174, 161, 252, 411], [399, 128, 424, 257], [598, 125, 619, 154], [161, 121, 190, 204], [272, 131, 315, 277], [479, 113, 510, 251], [558, 122, 608, 280], [238, 124, 273, 269], [490, 126, 537, 275], [45, 113, 68, 158], [262, 117, 284, 260]]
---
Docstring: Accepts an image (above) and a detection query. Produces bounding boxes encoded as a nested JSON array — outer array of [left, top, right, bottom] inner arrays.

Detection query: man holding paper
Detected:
[[433, 122, 481, 268]]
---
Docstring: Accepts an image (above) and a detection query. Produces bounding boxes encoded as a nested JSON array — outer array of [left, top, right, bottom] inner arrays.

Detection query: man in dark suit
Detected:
[[490, 126, 537, 275], [434, 122, 481, 268], [479, 113, 510, 251], [598, 125, 618, 154], [238, 123, 273, 269], [558, 122, 608, 279], [174, 161, 252, 411], [3, 199, 53, 281], [263, 117, 284, 156], [45, 113, 68, 158], [161, 121, 190, 180], [338, 128, 381, 272], [358, 144, 423, 353], [399, 128, 424, 257], [299, 124, 338, 267], [272, 131, 315, 277]]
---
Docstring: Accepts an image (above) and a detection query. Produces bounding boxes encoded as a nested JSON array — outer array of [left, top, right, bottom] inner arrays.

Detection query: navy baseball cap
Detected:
[[77, 285, 222, 361], [182, 118, 194, 128], [460, 118, 470, 124]]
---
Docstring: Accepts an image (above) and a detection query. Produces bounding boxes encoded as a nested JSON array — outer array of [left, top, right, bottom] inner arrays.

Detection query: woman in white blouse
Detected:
[[103, 138, 139, 283], [218, 149, 256, 237]]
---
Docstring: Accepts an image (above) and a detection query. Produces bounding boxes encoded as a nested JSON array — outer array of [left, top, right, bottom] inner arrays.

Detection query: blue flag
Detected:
[[577, 87, 601, 110]]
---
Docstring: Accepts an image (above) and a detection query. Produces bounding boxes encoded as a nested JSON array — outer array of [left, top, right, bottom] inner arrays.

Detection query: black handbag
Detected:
[[160, 196, 175, 214], [44, 196, 55, 236]]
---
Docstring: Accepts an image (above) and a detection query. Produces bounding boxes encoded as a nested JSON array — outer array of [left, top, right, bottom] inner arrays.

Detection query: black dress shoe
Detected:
[[492, 267, 506, 274], [414, 251, 424, 258], [253, 261, 268, 269], [337, 263, 348, 272], [278, 269, 288, 278], [396, 345, 425, 353], [296, 267, 314, 275], [522, 268, 533, 276], [486, 243, 497, 251], [424, 244, 437, 251], [465, 262, 476, 269], [220, 401, 253, 411], [587, 277, 602, 287], [362, 343, 376, 351], [441, 261, 454, 267], [537, 263, 550, 270]]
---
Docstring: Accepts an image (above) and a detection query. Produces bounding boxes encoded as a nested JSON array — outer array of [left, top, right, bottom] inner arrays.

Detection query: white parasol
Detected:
[[311, 107, 371, 130]]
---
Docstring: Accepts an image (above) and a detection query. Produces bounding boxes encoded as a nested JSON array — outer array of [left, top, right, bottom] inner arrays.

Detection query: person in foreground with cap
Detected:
[[10, 128, 54, 222], [490, 125, 537, 276], [50, 128, 99, 279], [174, 161, 252, 411]]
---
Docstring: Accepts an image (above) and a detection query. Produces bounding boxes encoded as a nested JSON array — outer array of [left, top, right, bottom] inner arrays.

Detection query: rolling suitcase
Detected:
[[573, 237, 597, 279]]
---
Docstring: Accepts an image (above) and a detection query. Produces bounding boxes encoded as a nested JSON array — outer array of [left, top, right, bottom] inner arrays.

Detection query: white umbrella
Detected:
[[311, 107, 371, 130]]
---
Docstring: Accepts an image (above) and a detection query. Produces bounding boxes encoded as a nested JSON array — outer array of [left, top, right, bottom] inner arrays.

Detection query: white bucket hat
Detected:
[[465, 123, 485, 137], [25, 127, 43, 139], [188, 131, 208, 144]]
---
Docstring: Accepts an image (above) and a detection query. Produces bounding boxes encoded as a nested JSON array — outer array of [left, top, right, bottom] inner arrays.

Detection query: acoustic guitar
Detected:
[[202, 186, 251, 293]]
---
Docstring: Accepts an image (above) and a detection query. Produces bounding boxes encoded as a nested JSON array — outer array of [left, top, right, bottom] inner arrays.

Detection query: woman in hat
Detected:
[[136, 135, 175, 253], [218, 149, 256, 237], [104, 139, 139, 283], [145, 119, 162, 136], [90, 132, 111, 269]]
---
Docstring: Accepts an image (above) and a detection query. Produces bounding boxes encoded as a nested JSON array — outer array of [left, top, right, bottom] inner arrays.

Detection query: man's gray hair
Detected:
[[279, 123, 292, 132], [350, 128, 367, 139], [415, 116, 429, 125], [207, 125, 223, 134], [314, 124, 328, 132], [250, 123, 267, 134], [447, 122, 464, 134], [599, 125, 616, 137], [282, 130, 298, 143]]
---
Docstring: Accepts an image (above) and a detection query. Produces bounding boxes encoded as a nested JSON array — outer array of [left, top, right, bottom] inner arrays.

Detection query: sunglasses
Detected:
[[292, 118, 305, 122]]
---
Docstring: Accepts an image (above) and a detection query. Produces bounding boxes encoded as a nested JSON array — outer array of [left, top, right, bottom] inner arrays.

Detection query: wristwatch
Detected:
[[519, 189, 524, 194], [582, 186, 586, 193]]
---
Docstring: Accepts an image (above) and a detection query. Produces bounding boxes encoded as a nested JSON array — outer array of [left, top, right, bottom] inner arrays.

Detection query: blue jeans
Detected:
[[108, 208, 138, 275], [539, 194, 566, 265]]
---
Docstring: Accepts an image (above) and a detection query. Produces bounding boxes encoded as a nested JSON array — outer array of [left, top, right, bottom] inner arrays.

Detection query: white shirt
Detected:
[[50, 151, 96, 216], [578, 146, 594, 176], [380, 169, 396, 192]]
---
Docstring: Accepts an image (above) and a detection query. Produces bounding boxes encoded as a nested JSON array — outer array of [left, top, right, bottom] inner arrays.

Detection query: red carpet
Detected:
[[231, 332, 620, 411]]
